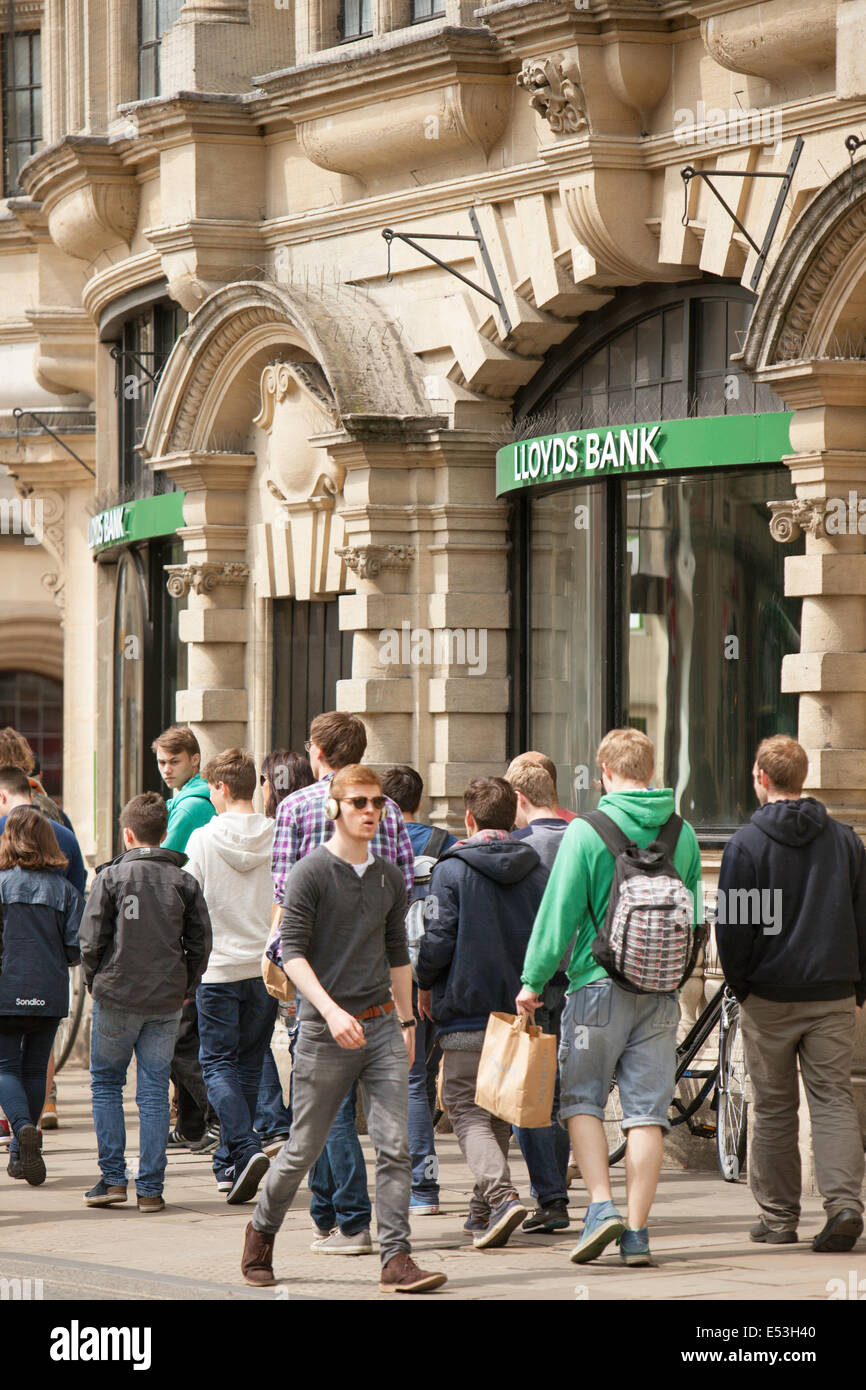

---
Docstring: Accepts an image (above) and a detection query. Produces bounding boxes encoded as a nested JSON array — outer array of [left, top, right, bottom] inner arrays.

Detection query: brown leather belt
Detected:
[[354, 1000, 396, 1021]]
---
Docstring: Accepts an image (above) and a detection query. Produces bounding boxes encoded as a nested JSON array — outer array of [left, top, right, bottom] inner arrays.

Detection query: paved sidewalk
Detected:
[[1, 1063, 864, 1301]]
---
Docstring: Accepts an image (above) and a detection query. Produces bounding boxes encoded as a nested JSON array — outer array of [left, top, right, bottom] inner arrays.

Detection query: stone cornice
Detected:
[[249, 27, 510, 125], [81, 252, 166, 324], [0, 199, 49, 252], [144, 219, 265, 255], [475, 0, 690, 49], [117, 92, 259, 152]]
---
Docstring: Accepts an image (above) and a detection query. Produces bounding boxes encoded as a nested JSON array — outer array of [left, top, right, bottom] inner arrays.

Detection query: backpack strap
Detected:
[[654, 812, 683, 856], [578, 810, 633, 858], [422, 826, 449, 859]]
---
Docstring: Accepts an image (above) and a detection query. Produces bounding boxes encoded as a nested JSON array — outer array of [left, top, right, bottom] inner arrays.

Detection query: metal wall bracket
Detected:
[[846, 133, 866, 202], [109, 346, 165, 396], [382, 208, 513, 335], [11, 408, 95, 477], [681, 136, 804, 290]]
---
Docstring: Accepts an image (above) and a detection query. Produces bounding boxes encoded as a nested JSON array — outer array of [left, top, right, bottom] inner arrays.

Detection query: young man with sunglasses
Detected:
[[242, 765, 446, 1294], [268, 712, 414, 1255]]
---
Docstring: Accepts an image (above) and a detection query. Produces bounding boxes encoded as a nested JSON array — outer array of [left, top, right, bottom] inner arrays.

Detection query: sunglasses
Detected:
[[341, 796, 386, 811]]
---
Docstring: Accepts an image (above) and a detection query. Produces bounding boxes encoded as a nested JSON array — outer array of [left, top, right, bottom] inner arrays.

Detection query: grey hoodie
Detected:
[[184, 813, 275, 983]]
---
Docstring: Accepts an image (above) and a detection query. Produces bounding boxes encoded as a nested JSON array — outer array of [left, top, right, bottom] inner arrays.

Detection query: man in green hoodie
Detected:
[[516, 728, 701, 1269], [152, 724, 218, 1148]]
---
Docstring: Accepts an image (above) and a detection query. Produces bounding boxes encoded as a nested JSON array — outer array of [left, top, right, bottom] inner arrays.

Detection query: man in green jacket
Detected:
[[152, 724, 218, 1148], [516, 728, 701, 1269]]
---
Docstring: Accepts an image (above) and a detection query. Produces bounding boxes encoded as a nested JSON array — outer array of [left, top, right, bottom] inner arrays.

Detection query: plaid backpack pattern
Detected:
[[580, 810, 698, 995]]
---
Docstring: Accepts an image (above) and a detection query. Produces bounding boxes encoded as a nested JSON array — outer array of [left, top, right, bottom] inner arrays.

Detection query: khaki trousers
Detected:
[[740, 994, 864, 1231], [442, 1048, 518, 1220]]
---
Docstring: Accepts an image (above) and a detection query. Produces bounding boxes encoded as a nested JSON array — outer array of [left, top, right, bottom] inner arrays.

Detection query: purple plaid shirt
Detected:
[[270, 773, 414, 909]]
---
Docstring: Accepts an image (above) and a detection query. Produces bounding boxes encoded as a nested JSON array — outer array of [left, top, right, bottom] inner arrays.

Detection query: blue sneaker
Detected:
[[619, 1226, 653, 1266], [473, 1198, 527, 1249], [570, 1200, 626, 1264], [464, 1213, 489, 1234], [410, 1196, 440, 1215]]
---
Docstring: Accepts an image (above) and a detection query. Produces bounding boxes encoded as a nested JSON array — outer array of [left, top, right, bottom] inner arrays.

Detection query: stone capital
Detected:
[[165, 560, 249, 598], [767, 498, 827, 543], [335, 544, 415, 581]]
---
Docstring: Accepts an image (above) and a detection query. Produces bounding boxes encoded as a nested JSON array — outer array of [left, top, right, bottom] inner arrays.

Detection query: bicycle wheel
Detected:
[[605, 1079, 627, 1166], [716, 1000, 747, 1181], [53, 965, 86, 1072]]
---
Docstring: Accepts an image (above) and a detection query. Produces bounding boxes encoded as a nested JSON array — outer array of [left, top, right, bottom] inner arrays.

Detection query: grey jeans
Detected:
[[442, 1047, 518, 1219], [740, 993, 865, 1229], [253, 1011, 412, 1265]]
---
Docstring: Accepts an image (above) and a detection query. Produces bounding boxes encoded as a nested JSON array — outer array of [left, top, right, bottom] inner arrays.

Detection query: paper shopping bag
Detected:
[[474, 1012, 556, 1128]]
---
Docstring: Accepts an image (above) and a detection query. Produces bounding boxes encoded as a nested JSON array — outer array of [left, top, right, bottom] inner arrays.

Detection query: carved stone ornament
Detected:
[[165, 561, 250, 598], [767, 499, 826, 543], [516, 54, 588, 136], [335, 545, 415, 580]]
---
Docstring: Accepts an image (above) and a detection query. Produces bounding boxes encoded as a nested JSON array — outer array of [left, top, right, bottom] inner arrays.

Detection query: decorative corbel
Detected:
[[516, 54, 588, 136]]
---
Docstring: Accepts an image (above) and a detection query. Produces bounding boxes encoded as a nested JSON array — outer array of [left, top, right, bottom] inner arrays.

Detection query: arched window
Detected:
[[0, 671, 63, 801], [509, 282, 803, 837]]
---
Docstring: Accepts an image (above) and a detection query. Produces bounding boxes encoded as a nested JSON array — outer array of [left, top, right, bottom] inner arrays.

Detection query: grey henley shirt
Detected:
[[280, 844, 409, 1022]]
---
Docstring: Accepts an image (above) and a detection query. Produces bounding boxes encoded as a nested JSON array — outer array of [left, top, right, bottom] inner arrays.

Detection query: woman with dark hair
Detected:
[[260, 751, 315, 820], [253, 751, 314, 1153], [0, 807, 83, 1185]]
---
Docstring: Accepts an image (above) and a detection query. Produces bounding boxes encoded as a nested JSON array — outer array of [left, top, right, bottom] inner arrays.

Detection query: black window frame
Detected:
[[2, 29, 42, 197], [138, 0, 183, 100], [115, 299, 187, 500], [338, 0, 373, 42]]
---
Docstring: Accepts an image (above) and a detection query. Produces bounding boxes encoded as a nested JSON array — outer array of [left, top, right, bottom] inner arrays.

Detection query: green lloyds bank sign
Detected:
[[88, 492, 186, 554], [495, 412, 793, 497]]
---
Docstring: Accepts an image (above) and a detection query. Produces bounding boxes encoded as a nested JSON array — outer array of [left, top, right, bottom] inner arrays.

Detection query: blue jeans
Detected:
[[254, 1047, 292, 1139], [90, 1002, 182, 1196], [0, 1019, 59, 1157], [514, 981, 569, 1205], [197, 977, 277, 1175], [408, 991, 439, 1203], [308, 1082, 372, 1235]]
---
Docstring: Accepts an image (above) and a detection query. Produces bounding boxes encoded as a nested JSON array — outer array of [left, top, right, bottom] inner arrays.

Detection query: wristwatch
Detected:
[[400, 1017, 417, 1029]]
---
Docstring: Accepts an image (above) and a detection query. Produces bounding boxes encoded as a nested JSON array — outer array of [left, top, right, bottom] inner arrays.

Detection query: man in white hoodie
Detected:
[[184, 750, 276, 1205]]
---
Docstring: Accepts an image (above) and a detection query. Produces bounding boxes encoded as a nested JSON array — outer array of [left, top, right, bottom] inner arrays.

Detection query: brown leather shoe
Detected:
[[242, 1221, 277, 1287], [379, 1251, 447, 1293]]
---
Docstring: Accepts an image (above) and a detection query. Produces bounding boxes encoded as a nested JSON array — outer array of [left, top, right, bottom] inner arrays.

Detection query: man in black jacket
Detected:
[[79, 792, 212, 1212], [717, 735, 866, 1252], [417, 777, 548, 1250]]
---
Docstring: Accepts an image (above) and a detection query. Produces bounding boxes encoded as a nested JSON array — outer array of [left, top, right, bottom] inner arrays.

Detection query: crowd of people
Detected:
[[0, 712, 864, 1295]]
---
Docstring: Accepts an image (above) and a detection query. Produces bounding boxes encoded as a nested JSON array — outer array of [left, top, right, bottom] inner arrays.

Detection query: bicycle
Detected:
[[52, 963, 86, 1072], [603, 982, 747, 1181]]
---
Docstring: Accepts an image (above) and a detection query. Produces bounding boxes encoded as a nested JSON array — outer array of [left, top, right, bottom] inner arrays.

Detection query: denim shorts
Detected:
[[557, 978, 678, 1130]]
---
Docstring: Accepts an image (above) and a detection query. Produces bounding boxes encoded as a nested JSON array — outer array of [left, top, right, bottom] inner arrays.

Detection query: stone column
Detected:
[[331, 426, 510, 833], [153, 452, 254, 761], [761, 358, 866, 1176], [43, 0, 67, 145]]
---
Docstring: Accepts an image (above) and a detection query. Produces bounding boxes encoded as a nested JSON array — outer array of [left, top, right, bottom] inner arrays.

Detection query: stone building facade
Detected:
[[0, 0, 865, 914]]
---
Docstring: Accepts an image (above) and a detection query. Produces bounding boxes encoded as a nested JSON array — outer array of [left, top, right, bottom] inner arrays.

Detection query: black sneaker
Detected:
[[522, 1199, 570, 1233], [812, 1209, 863, 1253], [166, 1128, 191, 1150], [188, 1126, 221, 1154], [18, 1125, 46, 1186], [750, 1221, 797, 1244], [7, 1158, 24, 1180], [84, 1179, 129, 1207], [226, 1152, 270, 1205]]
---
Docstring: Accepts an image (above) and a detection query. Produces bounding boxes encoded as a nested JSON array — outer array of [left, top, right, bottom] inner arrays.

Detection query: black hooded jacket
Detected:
[[415, 836, 548, 1033], [716, 798, 866, 1004]]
